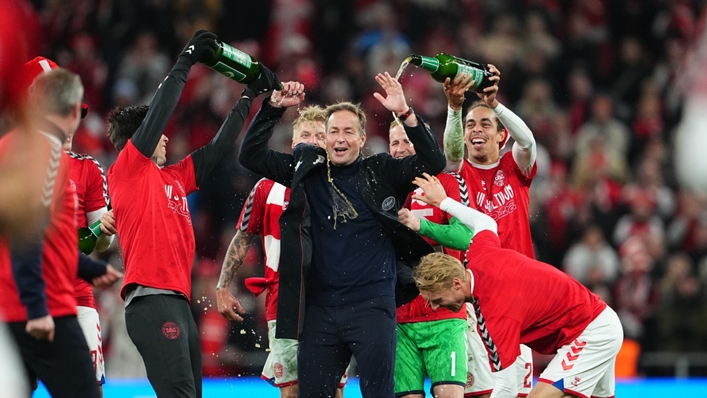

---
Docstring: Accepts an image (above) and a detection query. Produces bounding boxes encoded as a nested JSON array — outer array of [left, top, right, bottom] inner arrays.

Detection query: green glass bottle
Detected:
[[78, 219, 103, 255], [204, 42, 282, 89], [407, 53, 494, 93]]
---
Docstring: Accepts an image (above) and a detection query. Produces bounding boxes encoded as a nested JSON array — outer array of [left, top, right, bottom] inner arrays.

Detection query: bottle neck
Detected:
[[410, 55, 440, 73]]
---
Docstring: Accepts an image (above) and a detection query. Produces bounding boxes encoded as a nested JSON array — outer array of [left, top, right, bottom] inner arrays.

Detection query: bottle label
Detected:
[[221, 44, 252, 68], [89, 219, 103, 237], [420, 56, 440, 72], [456, 65, 484, 90], [212, 62, 247, 81]]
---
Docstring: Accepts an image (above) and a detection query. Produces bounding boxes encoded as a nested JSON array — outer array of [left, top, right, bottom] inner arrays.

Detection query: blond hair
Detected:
[[292, 105, 326, 139], [325, 101, 366, 137], [389, 119, 402, 133], [414, 253, 467, 292]]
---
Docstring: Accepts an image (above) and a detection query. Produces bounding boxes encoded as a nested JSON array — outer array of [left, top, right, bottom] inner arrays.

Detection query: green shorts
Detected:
[[395, 318, 467, 395]]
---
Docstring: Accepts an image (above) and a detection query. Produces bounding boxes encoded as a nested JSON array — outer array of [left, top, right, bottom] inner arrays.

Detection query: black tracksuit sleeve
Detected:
[[131, 56, 193, 158], [10, 236, 48, 320], [191, 96, 253, 187], [77, 253, 108, 283], [238, 99, 296, 187], [385, 114, 447, 196]]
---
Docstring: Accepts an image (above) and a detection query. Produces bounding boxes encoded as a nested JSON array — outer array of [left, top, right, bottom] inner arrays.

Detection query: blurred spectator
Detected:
[[115, 31, 170, 105], [563, 225, 620, 287], [576, 94, 631, 158], [614, 237, 660, 341]]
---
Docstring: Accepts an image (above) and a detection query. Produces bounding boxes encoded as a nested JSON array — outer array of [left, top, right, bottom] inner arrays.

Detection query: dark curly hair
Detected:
[[107, 105, 149, 151]]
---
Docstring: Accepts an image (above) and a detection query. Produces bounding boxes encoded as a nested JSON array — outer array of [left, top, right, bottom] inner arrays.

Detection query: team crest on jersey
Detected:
[[494, 170, 505, 187], [274, 362, 284, 378], [466, 372, 474, 387], [165, 183, 191, 225], [381, 196, 396, 211]]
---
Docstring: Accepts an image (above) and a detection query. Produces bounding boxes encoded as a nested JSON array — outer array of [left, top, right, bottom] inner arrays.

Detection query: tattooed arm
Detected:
[[215, 229, 256, 321]]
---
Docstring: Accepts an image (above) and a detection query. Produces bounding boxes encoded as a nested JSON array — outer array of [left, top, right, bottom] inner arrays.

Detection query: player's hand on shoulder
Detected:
[[412, 173, 447, 208], [398, 208, 421, 231]]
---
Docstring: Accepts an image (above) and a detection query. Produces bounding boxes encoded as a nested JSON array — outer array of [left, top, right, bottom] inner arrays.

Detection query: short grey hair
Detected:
[[28, 69, 83, 117]]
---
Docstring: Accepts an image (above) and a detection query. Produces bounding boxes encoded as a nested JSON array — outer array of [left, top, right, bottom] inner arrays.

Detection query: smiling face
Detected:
[[326, 110, 366, 166], [464, 106, 505, 165], [389, 124, 415, 159], [292, 120, 325, 149], [151, 134, 169, 166]]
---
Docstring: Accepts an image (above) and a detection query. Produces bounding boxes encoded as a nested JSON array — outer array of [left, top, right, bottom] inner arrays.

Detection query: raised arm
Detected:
[[238, 83, 307, 186], [373, 72, 446, 195], [191, 66, 283, 187], [412, 173, 497, 235], [496, 103, 536, 176], [398, 209, 472, 250], [131, 30, 218, 158], [442, 73, 475, 171]]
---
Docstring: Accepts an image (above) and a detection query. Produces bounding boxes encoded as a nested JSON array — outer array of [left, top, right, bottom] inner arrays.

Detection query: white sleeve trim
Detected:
[[440, 198, 497, 235], [86, 207, 115, 247], [493, 103, 536, 175]]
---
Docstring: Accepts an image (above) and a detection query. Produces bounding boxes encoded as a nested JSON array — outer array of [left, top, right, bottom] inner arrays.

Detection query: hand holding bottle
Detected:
[[476, 64, 501, 109], [180, 30, 218, 65], [443, 72, 475, 111], [269, 81, 305, 108], [242, 64, 282, 98], [99, 210, 117, 236]]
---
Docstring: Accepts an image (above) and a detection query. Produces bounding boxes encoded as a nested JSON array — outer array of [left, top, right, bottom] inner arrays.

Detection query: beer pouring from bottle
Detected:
[[404, 53, 495, 93], [204, 41, 283, 89]]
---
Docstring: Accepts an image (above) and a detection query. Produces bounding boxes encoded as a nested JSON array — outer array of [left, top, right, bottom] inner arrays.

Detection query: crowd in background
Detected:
[[26, 0, 707, 378]]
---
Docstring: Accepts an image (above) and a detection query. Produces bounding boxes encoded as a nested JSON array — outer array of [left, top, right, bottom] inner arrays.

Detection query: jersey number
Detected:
[[524, 362, 533, 388], [451, 351, 456, 377]]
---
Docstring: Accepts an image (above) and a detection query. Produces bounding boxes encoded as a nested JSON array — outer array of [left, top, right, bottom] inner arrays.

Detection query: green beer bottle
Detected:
[[408, 53, 494, 93], [78, 219, 103, 255], [204, 42, 282, 88]]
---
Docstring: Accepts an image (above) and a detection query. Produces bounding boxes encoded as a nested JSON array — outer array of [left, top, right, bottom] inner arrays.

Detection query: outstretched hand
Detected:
[[269, 81, 305, 108], [411, 173, 448, 208], [373, 72, 409, 115], [476, 64, 501, 108]]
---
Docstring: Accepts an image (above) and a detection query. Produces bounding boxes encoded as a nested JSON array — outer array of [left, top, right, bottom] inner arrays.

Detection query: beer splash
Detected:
[[391, 56, 413, 120]]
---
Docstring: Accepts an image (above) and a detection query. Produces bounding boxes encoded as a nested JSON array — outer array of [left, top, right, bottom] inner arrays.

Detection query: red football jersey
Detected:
[[468, 230, 606, 369], [0, 132, 78, 321], [68, 151, 109, 309], [238, 179, 290, 322], [459, 152, 537, 258], [107, 140, 197, 300], [396, 172, 466, 323]]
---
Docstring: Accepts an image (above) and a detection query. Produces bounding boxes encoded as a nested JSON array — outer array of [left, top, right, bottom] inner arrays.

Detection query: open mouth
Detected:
[[333, 147, 348, 155], [470, 138, 486, 150]]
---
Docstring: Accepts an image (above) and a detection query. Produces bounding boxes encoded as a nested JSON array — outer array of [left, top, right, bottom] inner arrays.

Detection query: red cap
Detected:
[[20, 56, 88, 118]]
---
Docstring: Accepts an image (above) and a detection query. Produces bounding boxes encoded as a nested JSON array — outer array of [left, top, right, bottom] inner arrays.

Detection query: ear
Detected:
[[359, 133, 367, 146], [72, 102, 82, 119]]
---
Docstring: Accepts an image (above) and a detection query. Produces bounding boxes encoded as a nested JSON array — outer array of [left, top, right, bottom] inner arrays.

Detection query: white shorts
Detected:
[[77, 306, 105, 385], [262, 320, 349, 388], [515, 345, 533, 397], [538, 307, 623, 398], [464, 303, 495, 396]]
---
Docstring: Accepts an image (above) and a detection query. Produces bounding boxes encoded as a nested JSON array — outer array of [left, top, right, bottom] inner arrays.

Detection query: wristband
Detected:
[[397, 106, 414, 122]]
